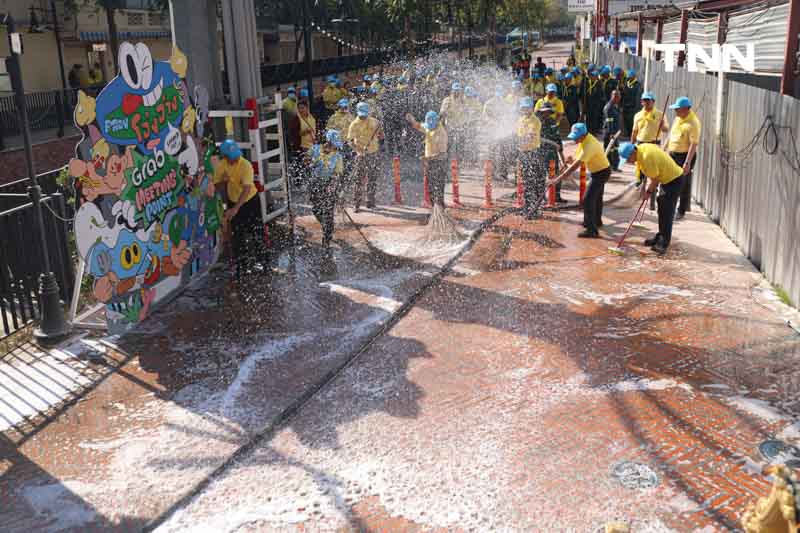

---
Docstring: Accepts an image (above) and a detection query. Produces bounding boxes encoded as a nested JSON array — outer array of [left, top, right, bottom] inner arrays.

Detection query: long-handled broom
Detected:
[[608, 195, 648, 256]]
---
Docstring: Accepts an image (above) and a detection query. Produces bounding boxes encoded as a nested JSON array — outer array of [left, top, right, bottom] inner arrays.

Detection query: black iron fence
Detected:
[[0, 174, 74, 339], [0, 89, 82, 149]]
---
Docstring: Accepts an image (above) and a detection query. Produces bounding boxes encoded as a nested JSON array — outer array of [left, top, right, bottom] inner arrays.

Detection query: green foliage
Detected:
[[774, 285, 794, 308]]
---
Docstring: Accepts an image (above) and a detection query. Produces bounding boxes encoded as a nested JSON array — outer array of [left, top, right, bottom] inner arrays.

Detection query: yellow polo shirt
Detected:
[[322, 85, 340, 110], [298, 114, 316, 150], [633, 108, 664, 143], [635, 143, 683, 185], [213, 156, 257, 204], [575, 134, 610, 173], [534, 95, 565, 118], [347, 117, 381, 154], [667, 110, 701, 153], [440, 95, 466, 128], [516, 114, 542, 152], [326, 111, 354, 138], [424, 124, 448, 158]]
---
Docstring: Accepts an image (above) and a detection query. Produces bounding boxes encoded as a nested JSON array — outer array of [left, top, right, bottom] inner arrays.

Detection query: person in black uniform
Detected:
[[585, 69, 605, 134], [603, 90, 622, 171], [621, 69, 641, 138], [563, 73, 581, 126]]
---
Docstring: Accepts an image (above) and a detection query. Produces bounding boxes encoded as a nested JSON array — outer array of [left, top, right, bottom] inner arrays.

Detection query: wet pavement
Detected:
[[3, 54, 800, 532]]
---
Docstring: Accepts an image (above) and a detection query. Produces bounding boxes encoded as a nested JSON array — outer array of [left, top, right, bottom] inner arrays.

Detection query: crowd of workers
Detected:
[[215, 52, 701, 278]]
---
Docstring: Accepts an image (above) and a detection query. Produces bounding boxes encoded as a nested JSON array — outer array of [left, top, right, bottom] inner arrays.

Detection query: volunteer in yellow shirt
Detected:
[[322, 76, 341, 113], [550, 122, 611, 238], [534, 84, 565, 122], [213, 139, 260, 280], [406, 110, 448, 207], [619, 142, 684, 255], [666, 96, 701, 220], [516, 97, 544, 219], [327, 98, 355, 183], [440, 82, 466, 159], [347, 102, 384, 211], [297, 99, 316, 150], [631, 91, 667, 144]]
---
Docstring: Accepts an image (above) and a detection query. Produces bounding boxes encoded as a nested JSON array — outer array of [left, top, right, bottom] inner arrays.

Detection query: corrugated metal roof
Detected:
[[686, 18, 717, 48], [725, 2, 788, 74], [661, 20, 682, 44]]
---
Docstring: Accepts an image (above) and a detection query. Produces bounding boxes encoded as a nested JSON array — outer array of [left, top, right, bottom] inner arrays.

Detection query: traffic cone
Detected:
[[547, 159, 556, 207], [483, 160, 494, 209], [515, 161, 524, 208], [450, 159, 463, 208], [579, 162, 587, 204]]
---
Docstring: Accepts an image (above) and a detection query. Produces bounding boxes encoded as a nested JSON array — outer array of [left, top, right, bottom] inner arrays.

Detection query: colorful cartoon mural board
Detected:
[[70, 42, 223, 334]]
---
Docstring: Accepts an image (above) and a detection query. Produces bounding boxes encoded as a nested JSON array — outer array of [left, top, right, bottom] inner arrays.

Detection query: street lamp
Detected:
[[2, 14, 71, 344]]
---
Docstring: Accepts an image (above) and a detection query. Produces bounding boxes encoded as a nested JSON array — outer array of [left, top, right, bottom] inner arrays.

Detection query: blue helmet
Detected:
[[626, 69, 636, 78], [567, 122, 589, 141], [618, 142, 636, 164], [519, 96, 534, 110], [641, 91, 656, 101], [356, 102, 370, 118], [546, 83, 558, 93], [219, 139, 241, 160], [452, 82, 463, 91], [423, 111, 439, 130], [325, 129, 343, 149], [670, 96, 692, 109], [600, 66, 611, 75], [337, 98, 350, 108]]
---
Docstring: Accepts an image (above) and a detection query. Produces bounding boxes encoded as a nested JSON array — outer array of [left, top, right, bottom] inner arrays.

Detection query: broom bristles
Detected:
[[425, 204, 464, 243], [608, 183, 642, 208]]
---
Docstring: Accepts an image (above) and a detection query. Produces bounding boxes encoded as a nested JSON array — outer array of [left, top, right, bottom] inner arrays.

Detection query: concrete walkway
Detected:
[[1, 146, 799, 531]]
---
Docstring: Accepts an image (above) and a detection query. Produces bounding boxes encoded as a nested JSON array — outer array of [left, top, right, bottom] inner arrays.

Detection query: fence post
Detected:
[[55, 90, 65, 138]]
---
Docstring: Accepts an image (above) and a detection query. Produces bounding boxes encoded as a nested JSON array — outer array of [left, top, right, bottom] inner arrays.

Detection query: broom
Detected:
[[608, 195, 648, 256], [422, 155, 464, 243]]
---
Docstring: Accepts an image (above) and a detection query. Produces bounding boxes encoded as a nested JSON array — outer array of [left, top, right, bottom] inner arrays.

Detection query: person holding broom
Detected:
[[548, 123, 611, 238], [309, 130, 345, 253], [537, 102, 565, 203], [405, 110, 448, 207], [617, 142, 684, 255], [348, 102, 384, 212]]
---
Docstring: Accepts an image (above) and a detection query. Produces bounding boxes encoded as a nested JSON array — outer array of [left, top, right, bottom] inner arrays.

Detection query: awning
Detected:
[[79, 30, 171, 42]]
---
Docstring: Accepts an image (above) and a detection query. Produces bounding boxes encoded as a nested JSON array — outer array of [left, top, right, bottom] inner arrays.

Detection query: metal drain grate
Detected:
[[611, 461, 660, 489]]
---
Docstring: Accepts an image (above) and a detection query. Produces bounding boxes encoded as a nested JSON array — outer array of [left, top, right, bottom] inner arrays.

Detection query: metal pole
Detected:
[[3, 14, 70, 342], [302, 0, 314, 103]]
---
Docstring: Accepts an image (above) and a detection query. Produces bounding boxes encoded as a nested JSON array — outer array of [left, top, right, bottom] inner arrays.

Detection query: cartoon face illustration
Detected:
[[74, 90, 97, 127], [88, 227, 155, 280], [95, 42, 185, 154]]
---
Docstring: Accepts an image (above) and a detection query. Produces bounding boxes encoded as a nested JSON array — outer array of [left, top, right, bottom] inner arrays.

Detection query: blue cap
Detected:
[[355, 86, 366, 94], [423, 111, 439, 130], [325, 129, 343, 148], [300, 88, 309, 97], [356, 102, 369, 117], [369, 86, 379, 94], [613, 66, 623, 75], [627, 69, 636, 78], [588, 63, 596, 71], [600, 66, 611, 75], [565, 73, 573, 80], [670, 96, 692, 109], [363, 75, 371, 82], [567, 122, 588, 140], [327, 75, 337, 83], [494, 85, 504, 97], [512, 80, 522, 89], [465, 86, 477, 97], [641, 91, 655, 101], [572, 67, 581, 74], [287, 87, 296, 94], [337, 98, 349, 108], [452, 82, 462, 91], [560, 66, 568, 73], [546, 83, 558, 93], [519, 96, 534, 109], [219, 139, 241, 160], [618, 142, 636, 164], [545, 67, 554, 75]]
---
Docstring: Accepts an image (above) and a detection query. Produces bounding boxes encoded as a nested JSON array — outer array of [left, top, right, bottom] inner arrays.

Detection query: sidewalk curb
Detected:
[[142, 204, 521, 531]]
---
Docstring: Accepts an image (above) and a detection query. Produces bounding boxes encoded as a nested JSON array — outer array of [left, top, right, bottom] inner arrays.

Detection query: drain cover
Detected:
[[758, 440, 800, 467], [611, 461, 659, 489]]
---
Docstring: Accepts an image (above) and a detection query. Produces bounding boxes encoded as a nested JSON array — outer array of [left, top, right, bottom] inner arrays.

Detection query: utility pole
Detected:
[[50, 0, 68, 138], [302, 0, 314, 103], [3, 14, 71, 343]]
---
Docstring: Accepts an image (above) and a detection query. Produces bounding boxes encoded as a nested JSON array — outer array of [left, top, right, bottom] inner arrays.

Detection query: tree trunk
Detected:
[[106, 6, 120, 70]]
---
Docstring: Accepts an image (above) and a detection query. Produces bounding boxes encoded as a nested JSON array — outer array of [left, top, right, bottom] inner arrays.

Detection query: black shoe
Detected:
[[651, 243, 668, 255], [578, 230, 599, 238], [354, 206, 361, 213], [597, 220, 604, 228], [644, 235, 661, 247], [674, 212, 685, 221], [366, 203, 376, 209]]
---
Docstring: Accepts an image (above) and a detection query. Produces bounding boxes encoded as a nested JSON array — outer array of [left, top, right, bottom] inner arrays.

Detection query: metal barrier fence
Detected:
[[598, 46, 800, 306], [0, 89, 80, 149], [0, 192, 74, 338]]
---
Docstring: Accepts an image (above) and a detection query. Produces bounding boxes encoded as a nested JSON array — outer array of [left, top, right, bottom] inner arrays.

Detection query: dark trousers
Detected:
[[604, 132, 620, 170], [656, 176, 684, 247], [493, 139, 512, 181], [520, 150, 545, 216], [353, 152, 380, 208], [231, 196, 262, 279], [670, 151, 696, 215], [583, 167, 610, 234], [622, 108, 636, 138], [426, 157, 448, 206], [311, 190, 336, 246]]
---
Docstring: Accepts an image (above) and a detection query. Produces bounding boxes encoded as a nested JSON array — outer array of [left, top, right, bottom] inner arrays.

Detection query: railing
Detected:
[[0, 193, 74, 339], [0, 88, 82, 150], [0, 167, 66, 213]]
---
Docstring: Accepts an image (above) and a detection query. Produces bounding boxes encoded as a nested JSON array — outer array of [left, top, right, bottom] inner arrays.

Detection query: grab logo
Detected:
[[652, 43, 756, 73]]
